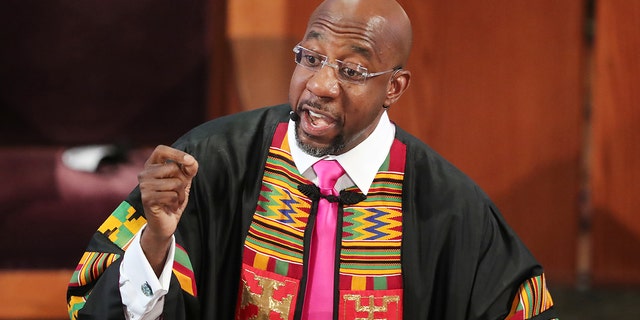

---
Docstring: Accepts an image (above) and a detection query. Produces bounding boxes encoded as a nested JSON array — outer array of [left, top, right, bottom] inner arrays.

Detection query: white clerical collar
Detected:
[[287, 110, 396, 195]]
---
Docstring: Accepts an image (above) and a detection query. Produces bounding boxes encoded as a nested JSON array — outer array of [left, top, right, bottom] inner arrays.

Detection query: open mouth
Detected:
[[307, 109, 334, 127], [297, 105, 339, 139]]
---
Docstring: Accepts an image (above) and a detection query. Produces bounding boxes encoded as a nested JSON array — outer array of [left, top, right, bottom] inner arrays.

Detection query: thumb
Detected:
[[181, 154, 199, 178]]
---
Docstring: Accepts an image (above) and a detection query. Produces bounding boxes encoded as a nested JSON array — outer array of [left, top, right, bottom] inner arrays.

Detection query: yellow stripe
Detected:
[[522, 288, 531, 317], [351, 276, 366, 290], [340, 268, 402, 276], [270, 147, 292, 159], [253, 252, 270, 269], [373, 172, 404, 180], [246, 241, 303, 264], [173, 270, 195, 296], [348, 201, 402, 208], [342, 241, 402, 248], [280, 134, 290, 150]]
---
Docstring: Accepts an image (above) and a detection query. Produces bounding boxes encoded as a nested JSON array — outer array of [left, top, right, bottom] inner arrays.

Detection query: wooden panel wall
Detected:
[[591, 0, 640, 285], [393, 0, 586, 285], [228, 0, 588, 285]]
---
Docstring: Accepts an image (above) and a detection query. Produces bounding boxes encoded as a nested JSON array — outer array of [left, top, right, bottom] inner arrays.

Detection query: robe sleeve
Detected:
[[399, 133, 560, 319], [66, 191, 197, 320], [471, 204, 559, 320]]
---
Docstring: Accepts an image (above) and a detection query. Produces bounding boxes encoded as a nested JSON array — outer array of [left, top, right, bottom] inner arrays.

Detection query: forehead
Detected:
[[302, 11, 391, 64]]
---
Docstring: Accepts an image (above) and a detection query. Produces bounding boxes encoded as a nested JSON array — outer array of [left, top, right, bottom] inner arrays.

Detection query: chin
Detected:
[[294, 124, 345, 157]]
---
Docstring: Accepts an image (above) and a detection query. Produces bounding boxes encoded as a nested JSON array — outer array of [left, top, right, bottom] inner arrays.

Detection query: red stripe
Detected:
[[272, 122, 288, 147], [366, 277, 375, 290], [173, 261, 194, 278], [386, 275, 403, 289], [243, 247, 257, 264], [369, 186, 403, 192], [388, 139, 407, 172], [339, 274, 351, 290], [248, 227, 303, 252], [286, 263, 303, 279], [173, 262, 198, 296]]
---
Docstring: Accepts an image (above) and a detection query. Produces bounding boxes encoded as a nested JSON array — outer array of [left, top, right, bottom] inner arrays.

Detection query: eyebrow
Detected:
[[305, 30, 323, 41], [350, 45, 372, 60]]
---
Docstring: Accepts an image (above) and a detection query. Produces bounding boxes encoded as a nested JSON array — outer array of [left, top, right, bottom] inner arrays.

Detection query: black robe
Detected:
[[68, 104, 557, 319]]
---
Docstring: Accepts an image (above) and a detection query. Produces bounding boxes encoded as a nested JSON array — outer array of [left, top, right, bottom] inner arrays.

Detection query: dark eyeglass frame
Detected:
[[293, 44, 401, 85]]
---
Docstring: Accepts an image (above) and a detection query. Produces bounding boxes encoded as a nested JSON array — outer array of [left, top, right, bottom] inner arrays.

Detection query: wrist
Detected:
[[140, 227, 173, 275]]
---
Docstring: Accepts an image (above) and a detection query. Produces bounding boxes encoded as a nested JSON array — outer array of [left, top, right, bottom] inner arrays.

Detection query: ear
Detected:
[[384, 69, 411, 107]]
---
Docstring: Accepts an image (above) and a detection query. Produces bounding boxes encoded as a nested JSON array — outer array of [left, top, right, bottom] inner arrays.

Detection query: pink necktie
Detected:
[[303, 160, 345, 319]]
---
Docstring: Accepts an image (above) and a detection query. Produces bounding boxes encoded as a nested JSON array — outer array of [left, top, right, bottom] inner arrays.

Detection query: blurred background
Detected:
[[1, 0, 638, 318]]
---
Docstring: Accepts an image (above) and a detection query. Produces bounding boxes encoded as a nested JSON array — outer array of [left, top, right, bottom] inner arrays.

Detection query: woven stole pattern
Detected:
[[68, 201, 198, 319], [238, 122, 406, 318]]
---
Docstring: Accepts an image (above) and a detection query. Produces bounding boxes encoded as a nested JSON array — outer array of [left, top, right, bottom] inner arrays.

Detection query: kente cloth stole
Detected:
[[67, 202, 198, 319], [236, 123, 406, 320]]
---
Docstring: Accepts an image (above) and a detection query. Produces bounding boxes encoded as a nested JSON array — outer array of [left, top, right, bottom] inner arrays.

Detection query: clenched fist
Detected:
[[138, 145, 199, 275]]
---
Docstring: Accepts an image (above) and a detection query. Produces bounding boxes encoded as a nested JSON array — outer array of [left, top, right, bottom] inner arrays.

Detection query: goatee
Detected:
[[294, 121, 345, 157]]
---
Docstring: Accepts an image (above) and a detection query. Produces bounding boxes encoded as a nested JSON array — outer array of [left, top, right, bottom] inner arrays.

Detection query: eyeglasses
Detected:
[[293, 44, 400, 85]]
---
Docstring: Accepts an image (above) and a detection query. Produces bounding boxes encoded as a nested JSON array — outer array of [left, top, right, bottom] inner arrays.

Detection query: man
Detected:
[[67, 0, 558, 319]]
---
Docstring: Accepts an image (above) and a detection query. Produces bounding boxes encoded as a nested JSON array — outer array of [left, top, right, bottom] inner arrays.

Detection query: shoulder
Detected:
[[395, 126, 495, 216], [395, 127, 484, 195], [178, 104, 290, 145], [168, 104, 290, 152]]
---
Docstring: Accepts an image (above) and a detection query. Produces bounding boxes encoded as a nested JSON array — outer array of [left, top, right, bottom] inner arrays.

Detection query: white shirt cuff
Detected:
[[119, 224, 176, 320]]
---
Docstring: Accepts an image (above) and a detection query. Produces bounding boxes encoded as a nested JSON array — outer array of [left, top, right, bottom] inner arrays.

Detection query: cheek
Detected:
[[343, 91, 386, 133], [345, 101, 382, 132], [288, 71, 307, 105]]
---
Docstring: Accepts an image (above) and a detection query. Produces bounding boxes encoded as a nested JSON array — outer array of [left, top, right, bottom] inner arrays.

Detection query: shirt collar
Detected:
[[287, 111, 396, 195]]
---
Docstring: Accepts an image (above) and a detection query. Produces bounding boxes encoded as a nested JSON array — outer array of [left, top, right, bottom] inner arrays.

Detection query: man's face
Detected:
[[289, 9, 399, 157]]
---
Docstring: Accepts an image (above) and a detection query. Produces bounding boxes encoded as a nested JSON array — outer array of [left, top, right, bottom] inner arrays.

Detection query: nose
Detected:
[[305, 63, 340, 98]]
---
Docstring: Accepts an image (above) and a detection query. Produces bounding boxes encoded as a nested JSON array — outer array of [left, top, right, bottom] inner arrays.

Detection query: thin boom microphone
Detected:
[[289, 111, 300, 122]]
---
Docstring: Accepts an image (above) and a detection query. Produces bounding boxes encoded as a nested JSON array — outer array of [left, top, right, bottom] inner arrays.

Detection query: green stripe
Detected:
[[275, 259, 289, 277], [369, 181, 403, 190], [267, 156, 298, 174], [373, 276, 387, 290], [342, 250, 401, 257], [379, 153, 391, 171], [245, 237, 303, 260], [251, 223, 303, 246], [174, 245, 194, 270], [341, 263, 400, 271]]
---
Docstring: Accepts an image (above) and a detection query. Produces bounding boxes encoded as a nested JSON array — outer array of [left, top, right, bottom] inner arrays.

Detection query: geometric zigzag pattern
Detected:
[[244, 145, 312, 281], [244, 125, 407, 293], [97, 201, 146, 250], [339, 169, 404, 283], [338, 139, 406, 291]]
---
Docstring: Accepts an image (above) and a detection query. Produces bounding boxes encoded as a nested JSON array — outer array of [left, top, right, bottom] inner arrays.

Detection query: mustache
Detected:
[[294, 99, 341, 123], [298, 99, 325, 111]]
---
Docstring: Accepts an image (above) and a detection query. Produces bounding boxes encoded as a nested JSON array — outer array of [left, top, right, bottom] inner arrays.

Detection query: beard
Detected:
[[294, 120, 346, 157]]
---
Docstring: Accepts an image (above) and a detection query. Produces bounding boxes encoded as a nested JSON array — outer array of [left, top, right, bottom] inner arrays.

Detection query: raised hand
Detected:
[[137, 145, 199, 275]]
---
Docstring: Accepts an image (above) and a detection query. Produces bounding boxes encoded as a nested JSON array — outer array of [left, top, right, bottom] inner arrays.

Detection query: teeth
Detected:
[[308, 110, 322, 118]]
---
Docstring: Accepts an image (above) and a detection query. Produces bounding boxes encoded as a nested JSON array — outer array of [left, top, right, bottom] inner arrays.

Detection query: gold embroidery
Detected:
[[343, 294, 401, 320], [241, 270, 294, 320]]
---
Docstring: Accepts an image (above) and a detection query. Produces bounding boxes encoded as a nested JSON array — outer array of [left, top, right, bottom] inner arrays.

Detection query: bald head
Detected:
[[306, 0, 413, 67]]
